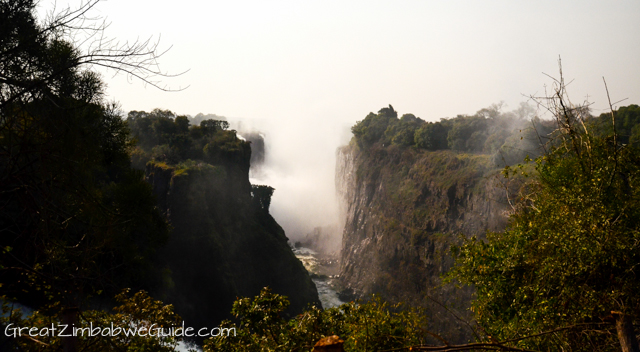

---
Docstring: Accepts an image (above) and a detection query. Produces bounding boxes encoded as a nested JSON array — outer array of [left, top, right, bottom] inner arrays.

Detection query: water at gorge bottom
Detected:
[[292, 247, 345, 309]]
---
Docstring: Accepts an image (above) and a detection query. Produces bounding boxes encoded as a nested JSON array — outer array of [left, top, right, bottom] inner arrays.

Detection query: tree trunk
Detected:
[[612, 311, 639, 352], [61, 307, 79, 352]]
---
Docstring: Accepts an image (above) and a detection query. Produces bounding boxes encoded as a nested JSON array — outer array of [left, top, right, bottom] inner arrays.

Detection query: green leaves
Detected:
[[1, 289, 183, 352], [449, 105, 640, 350], [0, 0, 170, 314], [205, 288, 428, 352]]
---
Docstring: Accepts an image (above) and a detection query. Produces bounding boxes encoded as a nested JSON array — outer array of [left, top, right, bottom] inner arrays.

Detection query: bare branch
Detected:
[[2, 0, 187, 106], [603, 77, 616, 146], [381, 323, 613, 352]]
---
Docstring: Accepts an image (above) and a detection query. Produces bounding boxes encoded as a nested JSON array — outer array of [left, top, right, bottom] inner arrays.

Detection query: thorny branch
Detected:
[[380, 323, 614, 352], [1, 0, 187, 111]]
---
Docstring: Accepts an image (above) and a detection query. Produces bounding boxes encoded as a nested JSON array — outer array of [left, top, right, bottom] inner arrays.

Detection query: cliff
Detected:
[[145, 157, 320, 335], [336, 142, 509, 342]]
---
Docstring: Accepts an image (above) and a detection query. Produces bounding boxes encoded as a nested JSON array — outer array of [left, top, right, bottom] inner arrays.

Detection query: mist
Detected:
[[228, 101, 541, 247], [73, 0, 639, 247], [227, 114, 353, 245]]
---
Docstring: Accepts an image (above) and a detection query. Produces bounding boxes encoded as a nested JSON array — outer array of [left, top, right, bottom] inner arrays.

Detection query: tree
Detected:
[[448, 68, 640, 351], [251, 185, 275, 213], [204, 288, 428, 352], [384, 113, 425, 147], [2, 289, 184, 351], [447, 115, 489, 152], [175, 115, 190, 133], [200, 119, 230, 135], [0, 0, 171, 328], [414, 121, 449, 150], [351, 105, 399, 148], [1, 0, 182, 110], [595, 104, 640, 146]]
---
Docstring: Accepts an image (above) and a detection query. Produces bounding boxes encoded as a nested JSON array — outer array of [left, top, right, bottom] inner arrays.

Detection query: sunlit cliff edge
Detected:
[[333, 105, 532, 341]]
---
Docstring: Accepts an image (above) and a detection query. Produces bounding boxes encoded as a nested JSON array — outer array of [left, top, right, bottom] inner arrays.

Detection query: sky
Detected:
[[38, 0, 640, 239]]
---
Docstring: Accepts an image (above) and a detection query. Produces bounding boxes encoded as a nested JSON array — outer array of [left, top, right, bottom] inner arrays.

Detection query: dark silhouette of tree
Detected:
[[252, 185, 275, 212], [0, 0, 171, 329], [200, 119, 230, 135]]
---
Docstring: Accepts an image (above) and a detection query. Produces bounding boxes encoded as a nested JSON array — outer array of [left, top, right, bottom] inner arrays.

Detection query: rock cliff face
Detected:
[[336, 143, 509, 342], [145, 156, 319, 335]]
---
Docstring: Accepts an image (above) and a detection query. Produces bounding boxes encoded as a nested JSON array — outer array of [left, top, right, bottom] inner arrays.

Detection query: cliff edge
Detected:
[[336, 142, 509, 342], [146, 157, 319, 335]]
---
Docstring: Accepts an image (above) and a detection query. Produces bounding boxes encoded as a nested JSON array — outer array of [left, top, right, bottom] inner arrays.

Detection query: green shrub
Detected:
[[204, 288, 428, 352]]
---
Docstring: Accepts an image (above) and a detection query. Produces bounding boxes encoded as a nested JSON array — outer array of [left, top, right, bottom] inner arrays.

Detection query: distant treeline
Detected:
[[351, 103, 640, 166], [126, 109, 252, 170], [591, 104, 640, 145]]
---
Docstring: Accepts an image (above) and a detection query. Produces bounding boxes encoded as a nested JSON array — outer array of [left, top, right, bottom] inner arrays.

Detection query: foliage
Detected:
[[127, 109, 249, 170], [350, 102, 550, 167], [351, 105, 398, 148], [447, 115, 489, 151], [594, 104, 640, 147], [251, 185, 275, 212], [448, 81, 640, 350], [0, 0, 169, 328], [491, 117, 554, 167], [384, 113, 426, 147], [1, 290, 184, 351], [201, 119, 230, 135], [203, 130, 251, 168], [204, 288, 428, 352], [414, 121, 449, 150]]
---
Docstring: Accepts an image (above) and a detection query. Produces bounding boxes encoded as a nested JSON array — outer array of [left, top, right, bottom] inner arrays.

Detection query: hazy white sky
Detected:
[[75, 0, 640, 121], [39, 0, 640, 237]]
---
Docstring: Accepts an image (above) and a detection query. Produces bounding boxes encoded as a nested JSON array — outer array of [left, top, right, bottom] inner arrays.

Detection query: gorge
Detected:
[[126, 110, 322, 337], [334, 142, 510, 341]]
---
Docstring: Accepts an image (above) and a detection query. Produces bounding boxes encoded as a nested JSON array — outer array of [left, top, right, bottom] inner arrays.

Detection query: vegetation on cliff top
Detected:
[[448, 76, 640, 351], [351, 102, 556, 167], [203, 97, 640, 351], [4, 1, 640, 350], [126, 108, 252, 172]]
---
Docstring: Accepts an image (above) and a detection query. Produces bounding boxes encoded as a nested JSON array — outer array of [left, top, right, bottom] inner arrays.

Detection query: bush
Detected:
[[204, 288, 428, 352]]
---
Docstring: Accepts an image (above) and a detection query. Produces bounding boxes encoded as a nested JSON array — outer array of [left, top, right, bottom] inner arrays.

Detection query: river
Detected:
[[291, 246, 344, 309], [176, 246, 344, 351]]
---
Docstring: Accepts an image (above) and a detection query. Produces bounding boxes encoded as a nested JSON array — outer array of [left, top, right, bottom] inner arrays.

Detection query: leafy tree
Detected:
[[447, 115, 489, 152], [483, 128, 511, 154], [175, 114, 191, 133], [151, 143, 182, 164], [127, 108, 248, 172], [0, 0, 170, 333], [251, 185, 275, 213], [169, 133, 193, 159], [200, 119, 230, 136], [203, 129, 251, 168], [384, 113, 425, 147], [414, 121, 450, 150], [449, 75, 640, 351], [204, 288, 428, 352], [595, 104, 640, 146], [351, 105, 398, 148], [152, 114, 178, 143], [190, 113, 227, 127], [490, 118, 554, 167], [630, 123, 640, 148], [1, 289, 183, 351], [350, 103, 544, 158], [127, 111, 156, 149]]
